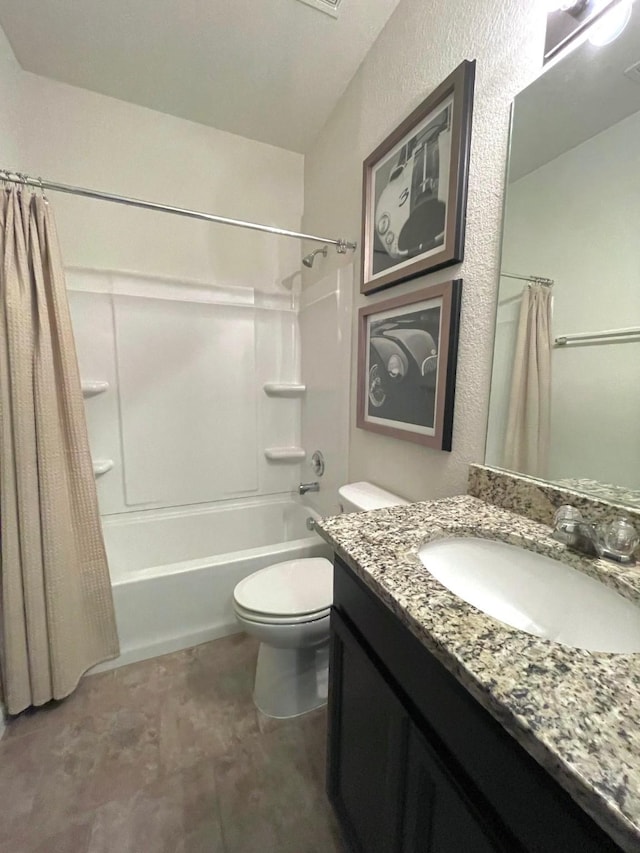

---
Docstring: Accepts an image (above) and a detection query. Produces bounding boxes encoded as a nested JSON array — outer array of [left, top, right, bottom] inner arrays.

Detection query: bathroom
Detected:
[[1, 0, 640, 850]]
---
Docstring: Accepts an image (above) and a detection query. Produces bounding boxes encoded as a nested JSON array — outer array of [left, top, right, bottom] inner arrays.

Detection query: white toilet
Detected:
[[233, 481, 408, 718]]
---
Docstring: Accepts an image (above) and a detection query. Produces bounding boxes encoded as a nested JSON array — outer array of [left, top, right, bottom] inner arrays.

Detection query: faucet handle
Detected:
[[553, 505, 583, 528], [598, 517, 639, 564], [553, 505, 584, 540], [552, 505, 638, 565], [552, 505, 582, 548]]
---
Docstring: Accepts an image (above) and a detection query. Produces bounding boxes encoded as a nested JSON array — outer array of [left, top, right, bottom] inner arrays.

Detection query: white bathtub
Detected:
[[97, 497, 331, 669]]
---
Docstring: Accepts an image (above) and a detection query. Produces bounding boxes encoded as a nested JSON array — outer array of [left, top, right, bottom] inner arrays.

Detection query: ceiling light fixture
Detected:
[[296, 0, 342, 18], [588, 0, 633, 45]]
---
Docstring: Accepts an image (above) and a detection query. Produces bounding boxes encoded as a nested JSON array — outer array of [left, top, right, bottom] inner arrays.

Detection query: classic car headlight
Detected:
[[377, 213, 390, 235], [387, 353, 405, 380]]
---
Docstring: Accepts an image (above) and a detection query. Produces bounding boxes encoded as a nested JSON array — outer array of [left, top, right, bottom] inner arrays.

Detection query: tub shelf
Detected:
[[82, 380, 110, 398], [263, 383, 306, 398], [264, 447, 306, 463], [93, 459, 114, 477]]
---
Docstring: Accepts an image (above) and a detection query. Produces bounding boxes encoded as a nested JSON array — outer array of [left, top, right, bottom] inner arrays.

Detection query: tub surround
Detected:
[[316, 494, 640, 851], [469, 464, 640, 527]]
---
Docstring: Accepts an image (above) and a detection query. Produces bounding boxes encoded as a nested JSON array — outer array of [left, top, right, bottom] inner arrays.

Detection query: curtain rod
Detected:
[[500, 271, 554, 286], [0, 169, 357, 254]]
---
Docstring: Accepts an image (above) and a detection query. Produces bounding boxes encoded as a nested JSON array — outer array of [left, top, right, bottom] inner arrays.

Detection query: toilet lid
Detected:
[[233, 558, 333, 618]]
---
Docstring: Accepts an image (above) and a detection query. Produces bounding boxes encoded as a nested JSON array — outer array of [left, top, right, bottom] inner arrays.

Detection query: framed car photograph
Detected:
[[361, 60, 475, 295], [356, 280, 462, 450]]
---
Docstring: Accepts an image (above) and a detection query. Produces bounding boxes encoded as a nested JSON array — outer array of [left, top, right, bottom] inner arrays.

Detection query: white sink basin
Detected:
[[418, 537, 640, 653]]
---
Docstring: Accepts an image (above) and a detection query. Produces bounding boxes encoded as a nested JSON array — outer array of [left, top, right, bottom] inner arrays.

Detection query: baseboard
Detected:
[[88, 622, 243, 674]]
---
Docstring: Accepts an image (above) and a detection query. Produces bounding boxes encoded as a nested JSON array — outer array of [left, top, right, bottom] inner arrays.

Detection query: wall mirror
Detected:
[[486, 4, 640, 509]]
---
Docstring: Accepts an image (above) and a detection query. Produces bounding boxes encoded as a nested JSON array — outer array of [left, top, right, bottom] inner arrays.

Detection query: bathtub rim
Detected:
[[92, 533, 331, 674], [100, 491, 309, 526], [109, 533, 323, 585]]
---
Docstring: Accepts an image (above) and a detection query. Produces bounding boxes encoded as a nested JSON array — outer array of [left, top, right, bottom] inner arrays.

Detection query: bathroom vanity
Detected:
[[317, 494, 640, 852]]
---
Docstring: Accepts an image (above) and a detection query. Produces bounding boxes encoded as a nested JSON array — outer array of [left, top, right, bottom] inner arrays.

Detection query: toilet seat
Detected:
[[233, 557, 333, 620], [234, 601, 330, 626]]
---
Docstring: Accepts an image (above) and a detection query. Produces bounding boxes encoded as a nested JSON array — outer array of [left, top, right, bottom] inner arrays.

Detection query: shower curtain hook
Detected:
[[19, 173, 33, 203], [38, 177, 48, 202]]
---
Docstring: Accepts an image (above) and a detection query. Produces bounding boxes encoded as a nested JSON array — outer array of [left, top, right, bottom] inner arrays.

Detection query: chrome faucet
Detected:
[[552, 505, 638, 564], [299, 482, 319, 495]]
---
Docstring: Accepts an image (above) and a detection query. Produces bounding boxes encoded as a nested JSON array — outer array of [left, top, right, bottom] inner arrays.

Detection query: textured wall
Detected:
[[302, 0, 547, 502]]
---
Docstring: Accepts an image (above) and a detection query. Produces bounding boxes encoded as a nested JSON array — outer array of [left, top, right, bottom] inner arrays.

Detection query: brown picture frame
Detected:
[[361, 60, 475, 296], [356, 280, 462, 451]]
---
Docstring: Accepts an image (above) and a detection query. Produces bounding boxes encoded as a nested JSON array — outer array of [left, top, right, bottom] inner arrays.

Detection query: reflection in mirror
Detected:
[[486, 4, 640, 510]]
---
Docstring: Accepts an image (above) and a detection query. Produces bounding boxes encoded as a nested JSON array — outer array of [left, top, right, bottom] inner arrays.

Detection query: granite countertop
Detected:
[[316, 494, 640, 852]]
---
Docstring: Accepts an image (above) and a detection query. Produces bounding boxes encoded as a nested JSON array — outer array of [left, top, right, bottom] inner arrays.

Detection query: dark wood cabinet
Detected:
[[328, 557, 622, 853], [402, 725, 503, 853], [329, 606, 511, 853], [328, 608, 406, 853]]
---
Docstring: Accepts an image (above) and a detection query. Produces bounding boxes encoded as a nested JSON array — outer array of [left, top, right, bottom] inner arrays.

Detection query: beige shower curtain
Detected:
[[0, 185, 119, 715], [503, 283, 553, 478]]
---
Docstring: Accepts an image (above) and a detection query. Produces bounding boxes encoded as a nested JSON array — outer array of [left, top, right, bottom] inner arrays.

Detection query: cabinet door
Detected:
[[328, 609, 408, 853], [403, 725, 510, 853]]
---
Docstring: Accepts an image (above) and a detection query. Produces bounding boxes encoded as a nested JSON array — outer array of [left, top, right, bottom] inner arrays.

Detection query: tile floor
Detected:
[[0, 633, 345, 852]]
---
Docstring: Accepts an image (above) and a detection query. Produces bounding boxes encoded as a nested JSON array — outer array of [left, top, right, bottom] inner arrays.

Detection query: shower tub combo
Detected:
[[100, 496, 329, 668]]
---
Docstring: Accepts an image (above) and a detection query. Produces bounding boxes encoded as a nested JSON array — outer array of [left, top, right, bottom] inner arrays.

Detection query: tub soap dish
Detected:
[[93, 459, 114, 476], [82, 380, 109, 398]]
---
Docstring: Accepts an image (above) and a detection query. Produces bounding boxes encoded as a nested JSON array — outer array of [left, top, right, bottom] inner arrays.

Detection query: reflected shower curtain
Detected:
[[503, 283, 553, 478], [0, 185, 119, 715]]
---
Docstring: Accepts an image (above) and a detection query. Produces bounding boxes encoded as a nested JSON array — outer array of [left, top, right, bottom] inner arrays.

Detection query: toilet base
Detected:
[[253, 640, 329, 719]]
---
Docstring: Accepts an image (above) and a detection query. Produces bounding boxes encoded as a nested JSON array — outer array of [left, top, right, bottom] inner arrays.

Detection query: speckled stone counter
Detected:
[[316, 495, 640, 852], [556, 479, 640, 511], [469, 464, 640, 528]]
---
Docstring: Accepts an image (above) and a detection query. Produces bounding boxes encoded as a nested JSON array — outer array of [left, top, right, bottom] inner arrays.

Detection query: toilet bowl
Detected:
[[233, 482, 408, 719], [233, 557, 333, 718]]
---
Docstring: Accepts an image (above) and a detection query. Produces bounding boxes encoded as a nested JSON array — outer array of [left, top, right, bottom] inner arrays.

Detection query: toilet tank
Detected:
[[338, 481, 409, 513]]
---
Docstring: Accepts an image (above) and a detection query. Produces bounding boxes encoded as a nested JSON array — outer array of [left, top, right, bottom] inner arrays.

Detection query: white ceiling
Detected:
[[509, 4, 640, 181], [0, 0, 401, 153]]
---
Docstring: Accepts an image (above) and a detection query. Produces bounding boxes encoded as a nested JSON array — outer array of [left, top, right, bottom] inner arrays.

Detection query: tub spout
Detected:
[[299, 482, 319, 495]]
